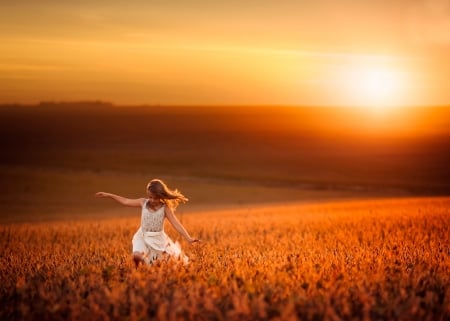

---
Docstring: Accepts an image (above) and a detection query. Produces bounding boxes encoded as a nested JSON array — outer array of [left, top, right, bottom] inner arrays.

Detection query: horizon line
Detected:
[[0, 100, 449, 110]]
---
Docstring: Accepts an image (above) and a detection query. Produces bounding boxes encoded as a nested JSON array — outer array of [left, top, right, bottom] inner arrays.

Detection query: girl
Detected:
[[96, 179, 198, 267]]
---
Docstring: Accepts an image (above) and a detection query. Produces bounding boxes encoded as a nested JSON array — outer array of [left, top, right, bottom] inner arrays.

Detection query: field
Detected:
[[0, 104, 449, 320], [1, 197, 449, 320], [1, 103, 450, 223]]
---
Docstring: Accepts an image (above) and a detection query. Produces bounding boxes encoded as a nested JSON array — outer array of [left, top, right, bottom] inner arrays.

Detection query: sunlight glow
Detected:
[[338, 64, 407, 112], [361, 69, 397, 101]]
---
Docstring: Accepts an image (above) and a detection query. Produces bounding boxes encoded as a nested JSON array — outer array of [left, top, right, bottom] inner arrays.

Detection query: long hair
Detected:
[[146, 179, 188, 210]]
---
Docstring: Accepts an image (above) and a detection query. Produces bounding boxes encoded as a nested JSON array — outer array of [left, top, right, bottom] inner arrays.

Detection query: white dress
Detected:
[[132, 200, 187, 264]]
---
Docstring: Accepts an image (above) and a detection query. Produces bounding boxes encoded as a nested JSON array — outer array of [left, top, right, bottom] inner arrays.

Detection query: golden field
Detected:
[[0, 103, 449, 320], [1, 197, 449, 321]]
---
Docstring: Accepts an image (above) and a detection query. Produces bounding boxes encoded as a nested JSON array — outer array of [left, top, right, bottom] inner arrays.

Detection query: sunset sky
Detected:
[[1, 0, 449, 107]]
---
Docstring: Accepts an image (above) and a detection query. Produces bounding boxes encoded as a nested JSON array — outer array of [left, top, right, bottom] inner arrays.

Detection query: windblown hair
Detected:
[[147, 179, 188, 210]]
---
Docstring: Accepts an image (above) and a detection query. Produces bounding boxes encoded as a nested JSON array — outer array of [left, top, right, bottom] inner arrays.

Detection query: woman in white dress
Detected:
[[96, 179, 199, 267]]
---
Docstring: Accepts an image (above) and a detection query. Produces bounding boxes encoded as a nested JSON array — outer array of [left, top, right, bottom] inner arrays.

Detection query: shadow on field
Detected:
[[0, 102, 449, 222]]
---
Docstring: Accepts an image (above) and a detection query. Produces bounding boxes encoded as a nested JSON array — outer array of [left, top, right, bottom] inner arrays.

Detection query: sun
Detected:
[[338, 63, 406, 112], [360, 69, 397, 101]]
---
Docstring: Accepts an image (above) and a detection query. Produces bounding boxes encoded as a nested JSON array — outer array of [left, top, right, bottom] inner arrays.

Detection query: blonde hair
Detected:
[[147, 179, 188, 210]]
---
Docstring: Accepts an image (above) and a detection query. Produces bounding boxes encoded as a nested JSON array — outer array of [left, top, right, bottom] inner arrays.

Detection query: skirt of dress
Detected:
[[132, 228, 188, 264]]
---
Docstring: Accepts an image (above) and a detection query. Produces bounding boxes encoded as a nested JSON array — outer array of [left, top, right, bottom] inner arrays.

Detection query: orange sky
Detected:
[[1, 1, 449, 107]]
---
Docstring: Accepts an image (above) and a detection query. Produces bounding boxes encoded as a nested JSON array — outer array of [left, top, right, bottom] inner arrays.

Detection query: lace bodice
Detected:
[[141, 201, 165, 232]]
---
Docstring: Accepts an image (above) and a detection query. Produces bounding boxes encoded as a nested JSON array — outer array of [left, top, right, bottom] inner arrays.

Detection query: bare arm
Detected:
[[164, 207, 199, 243], [95, 192, 144, 207]]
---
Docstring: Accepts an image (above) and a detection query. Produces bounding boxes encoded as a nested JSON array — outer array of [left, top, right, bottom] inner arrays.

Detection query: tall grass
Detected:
[[1, 197, 449, 320]]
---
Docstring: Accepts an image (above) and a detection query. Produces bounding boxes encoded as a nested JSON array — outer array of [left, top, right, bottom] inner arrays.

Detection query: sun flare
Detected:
[[338, 63, 407, 112], [360, 69, 397, 101]]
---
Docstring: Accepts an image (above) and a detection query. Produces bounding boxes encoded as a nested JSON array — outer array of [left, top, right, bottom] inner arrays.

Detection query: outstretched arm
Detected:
[[95, 192, 144, 207], [165, 207, 199, 243]]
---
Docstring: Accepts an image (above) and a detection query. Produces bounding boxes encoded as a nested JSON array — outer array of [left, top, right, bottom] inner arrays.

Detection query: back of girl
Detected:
[[96, 178, 199, 268]]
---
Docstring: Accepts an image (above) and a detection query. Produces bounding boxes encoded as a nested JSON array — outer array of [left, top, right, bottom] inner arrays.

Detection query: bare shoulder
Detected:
[[128, 197, 146, 207], [138, 198, 147, 206], [164, 206, 175, 217]]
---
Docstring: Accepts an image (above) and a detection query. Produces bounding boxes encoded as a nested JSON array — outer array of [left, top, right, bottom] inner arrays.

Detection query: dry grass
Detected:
[[1, 197, 449, 320]]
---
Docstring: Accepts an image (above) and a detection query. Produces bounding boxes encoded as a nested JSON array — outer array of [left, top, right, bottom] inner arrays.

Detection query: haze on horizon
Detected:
[[1, 0, 450, 107]]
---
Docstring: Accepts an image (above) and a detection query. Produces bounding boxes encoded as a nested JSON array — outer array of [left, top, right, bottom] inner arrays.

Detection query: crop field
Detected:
[[1, 197, 449, 321]]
